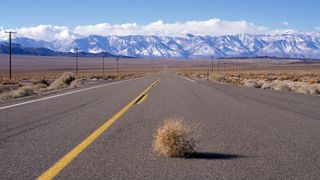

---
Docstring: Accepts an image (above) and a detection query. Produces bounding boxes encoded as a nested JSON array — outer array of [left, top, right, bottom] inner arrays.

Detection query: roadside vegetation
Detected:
[[153, 118, 198, 158], [177, 71, 320, 95], [0, 72, 150, 101]]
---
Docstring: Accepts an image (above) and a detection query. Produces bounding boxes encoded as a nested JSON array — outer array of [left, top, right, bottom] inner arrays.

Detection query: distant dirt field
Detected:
[[1, 55, 320, 76], [170, 59, 320, 73], [0, 55, 165, 78], [1, 55, 320, 83]]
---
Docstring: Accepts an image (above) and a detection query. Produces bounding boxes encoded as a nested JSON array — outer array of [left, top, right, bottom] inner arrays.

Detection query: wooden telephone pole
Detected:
[[5, 31, 16, 78], [211, 56, 214, 73], [74, 48, 79, 76], [102, 56, 105, 75], [116, 57, 119, 75]]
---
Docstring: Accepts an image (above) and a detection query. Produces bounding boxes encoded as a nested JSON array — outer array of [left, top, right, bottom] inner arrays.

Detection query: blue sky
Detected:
[[0, 0, 319, 30]]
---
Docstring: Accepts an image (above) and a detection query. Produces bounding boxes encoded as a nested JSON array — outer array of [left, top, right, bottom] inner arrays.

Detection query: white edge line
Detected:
[[172, 73, 196, 83], [181, 76, 196, 83], [0, 77, 144, 110]]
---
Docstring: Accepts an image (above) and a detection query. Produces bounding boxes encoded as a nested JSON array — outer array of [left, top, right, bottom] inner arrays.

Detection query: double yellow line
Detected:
[[38, 78, 160, 180]]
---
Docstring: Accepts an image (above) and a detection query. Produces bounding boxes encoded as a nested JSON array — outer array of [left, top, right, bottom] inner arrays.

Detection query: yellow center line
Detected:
[[37, 78, 160, 180]]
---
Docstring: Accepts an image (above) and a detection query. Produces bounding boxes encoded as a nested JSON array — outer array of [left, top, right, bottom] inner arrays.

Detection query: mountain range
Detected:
[[1, 32, 320, 59]]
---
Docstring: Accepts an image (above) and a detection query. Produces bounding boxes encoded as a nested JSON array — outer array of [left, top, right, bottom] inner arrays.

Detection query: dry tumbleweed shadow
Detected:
[[187, 152, 246, 160]]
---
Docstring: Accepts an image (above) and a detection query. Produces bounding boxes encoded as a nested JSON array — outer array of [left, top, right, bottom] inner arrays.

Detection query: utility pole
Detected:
[[116, 57, 119, 75], [211, 56, 214, 73], [74, 48, 79, 76], [102, 56, 105, 75], [217, 62, 220, 73], [5, 31, 16, 79]]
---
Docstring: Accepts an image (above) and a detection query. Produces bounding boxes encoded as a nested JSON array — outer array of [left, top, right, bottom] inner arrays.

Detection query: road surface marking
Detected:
[[37, 78, 160, 180], [136, 94, 149, 104], [182, 76, 196, 83], [0, 77, 144, 111]]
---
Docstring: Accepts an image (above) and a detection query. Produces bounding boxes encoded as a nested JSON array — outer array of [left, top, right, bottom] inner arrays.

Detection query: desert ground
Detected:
[[1, 55, 320, 179], [1, 55, 320, 99], [1, 55, 320, 78]]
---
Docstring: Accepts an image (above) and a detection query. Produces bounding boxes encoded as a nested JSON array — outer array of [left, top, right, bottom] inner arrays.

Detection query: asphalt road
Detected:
[[0, 73, 320, 179]]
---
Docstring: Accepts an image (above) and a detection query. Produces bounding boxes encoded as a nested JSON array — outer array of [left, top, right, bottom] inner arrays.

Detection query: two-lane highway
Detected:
[[1, 73, 320, 179]]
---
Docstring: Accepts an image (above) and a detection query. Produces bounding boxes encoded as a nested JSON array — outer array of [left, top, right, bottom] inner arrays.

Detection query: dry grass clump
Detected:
[[32, 82, 48, 91], [210, 73, 226, 82], [178, 71, 320, 95], [0, 78, 19, 85], [0, 71, 151, 101], [0, 72, 76, 100], [0, 85, 35, 100], [255, 79, 320, 94], [69, 79, 83, 88], [153, 118, 197, 158], [243, 79, 263, 88], [271, 80, 291, 91], [47, 72, 75, 90], [12, 86, 35, 98]]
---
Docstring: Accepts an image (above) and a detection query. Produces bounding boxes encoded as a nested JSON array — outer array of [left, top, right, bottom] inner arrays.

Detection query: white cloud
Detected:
[[269, 29, 297, 35], [283, 21, 289, 26], [74, 19, 268, 37], [1, 18, 292, 42], [1, 25, 76, 42]]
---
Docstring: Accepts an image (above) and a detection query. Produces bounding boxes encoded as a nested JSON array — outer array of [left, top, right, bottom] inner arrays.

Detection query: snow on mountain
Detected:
[[4, 33, 320, 59]]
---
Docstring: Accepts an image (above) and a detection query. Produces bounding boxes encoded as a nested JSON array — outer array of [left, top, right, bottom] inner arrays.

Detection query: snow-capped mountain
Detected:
[[7, 32, 320, 59]]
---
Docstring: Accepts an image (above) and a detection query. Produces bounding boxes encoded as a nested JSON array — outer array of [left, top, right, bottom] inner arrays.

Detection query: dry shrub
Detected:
[[198, 74, 207, 79], [296, 83, 320, 95], [259, 80, 320, 95], [153, 118, 197, 158], [33, 83, 48, 91], [243, 79, 263, 88], [70, 79, 83, 88], [309, 84, 320, 94], [48, 72, 75, 90], [179, 71, 320, 96], [0, 78, 18, 85], [37, 79, 50, 86], [272, 80, 292, 91], [210, 73, 226, 82], [0, 91, 13, 100], [13, 86, 35, 98], [0, 85, 35, 100]]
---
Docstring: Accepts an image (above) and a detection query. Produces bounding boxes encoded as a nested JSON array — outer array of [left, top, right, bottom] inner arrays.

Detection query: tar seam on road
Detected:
[[37, 78, 160, 180], [135, 94, 149, 104], [0, 77, 145, 111]]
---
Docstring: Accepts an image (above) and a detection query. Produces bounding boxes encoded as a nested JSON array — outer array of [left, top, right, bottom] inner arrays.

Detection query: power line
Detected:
[[5, 31, 17, 79]]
